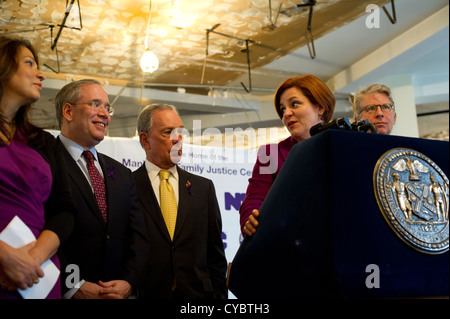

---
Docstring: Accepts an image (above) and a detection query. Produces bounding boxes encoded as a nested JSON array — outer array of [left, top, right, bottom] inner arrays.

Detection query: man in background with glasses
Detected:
[[352, 84, 397, 135], [54, 79, 149, 299]]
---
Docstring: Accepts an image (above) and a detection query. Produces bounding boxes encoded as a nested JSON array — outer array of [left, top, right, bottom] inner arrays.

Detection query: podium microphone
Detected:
[[310, 117, 378, 136]]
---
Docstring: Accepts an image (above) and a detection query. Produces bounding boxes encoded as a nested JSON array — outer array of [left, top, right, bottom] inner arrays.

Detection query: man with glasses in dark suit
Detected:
[[55, 79, 149, 299], [352, 84, 397, 135]]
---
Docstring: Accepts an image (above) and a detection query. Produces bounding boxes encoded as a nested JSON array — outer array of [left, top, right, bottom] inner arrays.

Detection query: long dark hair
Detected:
[[0, 36, 41, 146]]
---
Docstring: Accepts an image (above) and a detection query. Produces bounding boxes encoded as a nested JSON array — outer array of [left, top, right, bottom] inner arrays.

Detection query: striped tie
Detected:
[[83, 151, 107, 222], [159, 170, 177, 240]]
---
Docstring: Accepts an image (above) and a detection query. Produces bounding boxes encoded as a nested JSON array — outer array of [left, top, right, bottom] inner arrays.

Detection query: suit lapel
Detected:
[[57, 138, 106, 226], [135, 165, 172, 242], [173, 166, 193, 241]]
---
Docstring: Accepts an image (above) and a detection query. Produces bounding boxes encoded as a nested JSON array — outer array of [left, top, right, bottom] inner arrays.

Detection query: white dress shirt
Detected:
[[58, 134, 104, 192], [144, 159, 179, 206]]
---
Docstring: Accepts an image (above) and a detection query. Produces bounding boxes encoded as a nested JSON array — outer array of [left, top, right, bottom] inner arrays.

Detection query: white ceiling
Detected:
[[19, 0, 449, 141]]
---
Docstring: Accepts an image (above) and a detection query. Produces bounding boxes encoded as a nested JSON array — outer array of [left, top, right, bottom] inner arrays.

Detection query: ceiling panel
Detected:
[[1, 0, 448, 141]]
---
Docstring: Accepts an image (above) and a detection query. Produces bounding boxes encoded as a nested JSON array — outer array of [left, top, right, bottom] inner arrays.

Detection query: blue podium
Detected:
[[228, 130, 449, 299]]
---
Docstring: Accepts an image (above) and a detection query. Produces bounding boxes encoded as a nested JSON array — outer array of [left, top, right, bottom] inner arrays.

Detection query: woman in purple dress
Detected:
[[239, 75, 335, 237], [0, 36, 75, 299]]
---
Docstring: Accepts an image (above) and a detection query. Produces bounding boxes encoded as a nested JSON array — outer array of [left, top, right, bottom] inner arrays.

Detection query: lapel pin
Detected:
[[107, 166, 116, 179], [186, 181, 194, 195]]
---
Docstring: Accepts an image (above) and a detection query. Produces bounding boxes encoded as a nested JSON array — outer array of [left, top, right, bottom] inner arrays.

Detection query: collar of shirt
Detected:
[[59, 133, 104, 184], [59, 134, 99, 162], [144, 159, 179, 205], [144, 160, 179, 184]]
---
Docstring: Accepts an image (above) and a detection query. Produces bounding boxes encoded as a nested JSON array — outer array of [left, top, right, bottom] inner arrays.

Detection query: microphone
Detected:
[[310, 117, 378, 136], [351, 119, 378, 134]]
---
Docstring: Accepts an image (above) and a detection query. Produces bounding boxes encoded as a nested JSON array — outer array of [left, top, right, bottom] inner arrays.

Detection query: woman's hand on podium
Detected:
[[243, 209, 259, 237]]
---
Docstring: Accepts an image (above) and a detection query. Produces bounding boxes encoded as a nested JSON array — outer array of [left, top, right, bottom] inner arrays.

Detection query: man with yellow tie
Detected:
[[134, 104, 228, 299]]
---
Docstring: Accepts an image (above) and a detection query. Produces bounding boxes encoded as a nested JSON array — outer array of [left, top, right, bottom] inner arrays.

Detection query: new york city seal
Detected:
[[373, 148, 449, 254]]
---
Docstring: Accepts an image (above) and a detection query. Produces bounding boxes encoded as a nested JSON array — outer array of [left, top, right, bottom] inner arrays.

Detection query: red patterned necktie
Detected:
[[82, 151, 107, 222]]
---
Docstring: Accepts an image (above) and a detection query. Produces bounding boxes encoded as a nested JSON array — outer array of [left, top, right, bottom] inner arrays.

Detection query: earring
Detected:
[[320, 115, 324, 122]]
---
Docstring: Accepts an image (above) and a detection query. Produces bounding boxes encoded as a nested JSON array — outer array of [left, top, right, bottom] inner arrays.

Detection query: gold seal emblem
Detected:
[[374, 148, 449, 254]]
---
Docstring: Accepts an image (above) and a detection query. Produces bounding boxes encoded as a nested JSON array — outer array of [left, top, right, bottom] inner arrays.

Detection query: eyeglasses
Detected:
[[359, 103, 394, 114], [70, 100, 114, 116]]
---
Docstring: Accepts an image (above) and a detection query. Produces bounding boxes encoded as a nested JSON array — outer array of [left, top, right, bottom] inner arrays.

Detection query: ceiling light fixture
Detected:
[[141, 0, 159, 73], [140, 50, 159, 73]]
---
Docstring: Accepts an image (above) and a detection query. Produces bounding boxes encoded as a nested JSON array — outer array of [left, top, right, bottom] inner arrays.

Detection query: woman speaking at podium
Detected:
[[239, 75, 335, 237]]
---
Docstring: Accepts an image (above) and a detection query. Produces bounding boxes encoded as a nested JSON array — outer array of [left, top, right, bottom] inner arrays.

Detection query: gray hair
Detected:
[[137, 103, 178, 134], [352, 84, 394, 119], [55, 79, 102, 128]]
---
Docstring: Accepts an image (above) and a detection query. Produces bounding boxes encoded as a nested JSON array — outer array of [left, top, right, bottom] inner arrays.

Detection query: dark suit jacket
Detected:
[[57, 138, 149, 295], [29, 131, 76, 243], [133, 164, 227, 299]]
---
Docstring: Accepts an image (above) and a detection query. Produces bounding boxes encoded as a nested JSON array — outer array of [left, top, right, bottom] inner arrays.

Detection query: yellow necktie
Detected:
[[159, 170, 177, 240]]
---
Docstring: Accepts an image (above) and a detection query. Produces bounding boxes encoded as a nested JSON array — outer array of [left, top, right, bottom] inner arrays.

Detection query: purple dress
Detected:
[[239, 136, 297, 235], [0, 133, 61, 299]]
